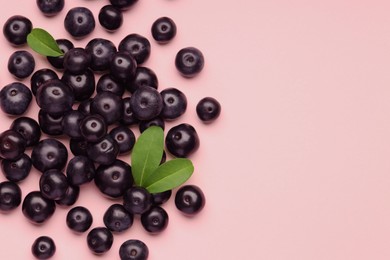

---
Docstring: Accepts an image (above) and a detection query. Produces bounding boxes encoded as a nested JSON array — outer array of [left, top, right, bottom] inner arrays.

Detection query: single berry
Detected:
[[175, 47, 204, 78], [125, 66, 158, 93], [0, 181, 22, 211], [103, 204, 134, 232], [61, 69, 95, 102], [36, 0, 64, 16], [90, 91, 124, 125], [61, 110, 85, 139], [79, 114, 107, 143], [109, 51, 137, 82], [31, 68, 59, 96], [140, 206, 169, 234], [196, 97, 221, 122], [64, 7, 95, 38], [31, 138, 68, 173], [1, 153, 32, 183], [63, 47, 91, 74], [69, 138, 88, 156], [119, 239, 149, 260], [86, 134, 119, 166], [175, 185, 205, 215], [130, 86, 163, 121], [31, 236, 56, 259], [0, 129, 26, 161], [8, 50, 35, 79], [87, 227, 114, 254], [123, 186, 152, 215], [10, 117, 41, 147], [47, 39, 74, 70], [38, 109, 64, 136], [39, 169, 69, 200], [0, 82, 32, 116], [139, 117, 165, 133], [77, 98, 93, 115], [99, 5, 123, 32], [120, 97, 139, 126], [165, 123, 200, 158], [85, 38, 117, 72], [160, 87, 187, 120], [151, 17, 177, 44], [97, 73, 125, 96], [109, 126, 135, 154], [55, 185, 79, 206], [110, 0, 138, 10], [66, 155, 96, 186], [152, 189, 172, 205], [66, 206, 93, 232], [3, 15, 32, 46], [22, 191, 56, 224], [118, 33, 151, 64]]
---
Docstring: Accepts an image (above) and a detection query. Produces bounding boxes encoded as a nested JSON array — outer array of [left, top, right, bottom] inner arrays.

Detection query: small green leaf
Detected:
[[144, 158, 194, 194], [27, 28, 63, 57], [131, 126, 164, 186]]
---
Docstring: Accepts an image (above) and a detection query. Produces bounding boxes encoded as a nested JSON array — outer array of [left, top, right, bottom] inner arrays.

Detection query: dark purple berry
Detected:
[[109, 51, 137, 82], [64, 7, 95, 39], [38, 109, 64, 136], [86, 134, 119, 166], [10, 117, 41, 147], [0, 82, 32, 116], [130, 86, 163, 121], [47, 39, 74, 70], [0, 181, 22, 211], [109, 126, 135, 154], [0, 129, 26, 161], [165, 123, 200, 158], [118, 34, 150, 64], [3, 15, 32, 46], [61, 110, 85, 139], [175, 185, 205, 215], [1, 153, 32, 183], [119, 239, 149, 260], [22, 191, 56, 224], [175, 47, 204, 78], [120, 97, 139, 126], [152, 189, 172, 205], [77, 98, 93, 115], [31, 138, 68, 173], [151, 17, 177, 44], [160, 87, 187, 120], [61, 69, 95, 102], [31, 236, 56, 259], [140, 206, 169, 234], [69, 138, 88, 156], [39, 169, 69, 200], [87, 227, 114, 254], [31, 68, 59, 96], [36, 0, 64, 16], [99, 5, 123, 32], [79, 114, 107, 143], [85, 38, 117, 72], [63, 47, 91, 74], [110, 0, 138, 10], [196, 97, 221, 122], [123, 186, 152, 215], [66, 206, 93, 232], [97, 73, 125, 96], [8, 50, 35, 79], [55, 185, 79, 206], [103, 204, 133, 232], [66, 155, 96, 186], [125, 66, 158, 94], [139, 117, 165, 133], [90, 91, 124, 125]]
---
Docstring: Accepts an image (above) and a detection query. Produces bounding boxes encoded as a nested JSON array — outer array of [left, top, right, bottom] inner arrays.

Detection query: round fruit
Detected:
[[1, 153, 32, 183], [3, 15, 32, 45], [85, 38, 117, 72], [87, 227, 114, 254], [121, 97, 139, 126], [10, 117, 41, 147], [175, 47, 204, 77], [175, 185, 205, 215], [55, 185, 79, 206], [109, 51, 137, 82], [66, 155, 96, 186], [0, 129, 26, 161], [39, 169, 69, 200], [64, 7, 95, 38], [196, 97, 221, 122], [119, 239, 149, 260], [86, 135, 119, 166], [36, 0, 64, 16], [8, 50, 35, 79], [31, 68, 59, 96], [109, 126, 135, 154], [63, 47, 91, 74], [66, 206, 93, 232], [99, 5, 123, 32], [118, 33, 151, 64], [79, 114, 107, 143], [22, 191, 56, 224], [38, 109, 64, 136], [152, 189, 172, 205], [165, 123, 200, 158], [47, 39, 74, 70], [31, 138, 68, 173], [139, 117, 165, 133], [126, 66, 158, 93], [61, 110, 85, 139], [0, 82, 32, 116], [110, 0, 138, 10], [141, 206, 169, 233], [61, 69, 95, 102], [96, 73, 125, 96], [151, 16, 177, 44], [90, 91, 124, 125], [103, 204, 133, 232], [0, 181, 22, 211], [130, 86, 163, 121], [31, 236, 56, 259], [123, 186, 152, 215], [160, 87, 187, 120]]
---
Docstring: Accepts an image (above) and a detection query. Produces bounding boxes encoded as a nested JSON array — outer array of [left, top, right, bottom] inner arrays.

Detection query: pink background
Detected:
[[1, 0, 390, 259]]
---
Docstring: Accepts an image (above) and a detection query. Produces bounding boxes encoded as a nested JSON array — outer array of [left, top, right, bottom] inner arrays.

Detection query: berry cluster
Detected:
[[0, 1, 221, 259]]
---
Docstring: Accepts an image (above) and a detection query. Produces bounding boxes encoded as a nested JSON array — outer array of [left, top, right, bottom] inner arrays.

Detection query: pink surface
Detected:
[[1, 0, 390, 259]]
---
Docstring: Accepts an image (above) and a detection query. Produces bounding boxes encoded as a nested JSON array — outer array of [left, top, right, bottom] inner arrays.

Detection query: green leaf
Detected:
[[131, 126, 164, 186], [144, 158, 194, 194], [27, 28, 63, 57]]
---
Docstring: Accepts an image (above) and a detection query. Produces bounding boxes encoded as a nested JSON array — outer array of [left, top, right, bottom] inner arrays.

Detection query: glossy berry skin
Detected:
[[1, 153, 32, 183], [69, 138, 88, 156], [10, 117, 41, 147], [22, 191, 56, 224], [94, 159, 132, 198], [66, 155, 96, 186], [141, 206, 169, 233], [3, 15, 32, 46], [0, 181, 22, 211], [175, 185, 205, 215], [196, 97, 221, 122], [119, 239, 149, 260], [109, 51, 137, 82], [90, 91, 124, 125], [87, 227, 114, 254], [126, 66, 158, 93], [152, 189, 172, 205], [0, 82, 32, 116], [160, 87, 187, 120], [31, 68, 59, 96], [36, 0, 64, 16], [123, 187, 152, 215], [61, 69, 95, 102], [97, 73, 125, 96], [86, 135, 119, 166], [139, 117, 165, 133], [55, 185, 79, 206], [38, 109, 64, 136], [85, 38, 117, 72], [8, 50, 35, 79], [61, 110, 85, 139], [120, 97, 139, 126], [118, 34, 151, 64], [0, 129, 26, 161], [79, 114, 107, 143], [36, 79, 74, 116], [99, 5, 123, 32], [64, 7, 95, 38], [110, 0, 138, 10], [103, 204, 133, 232], [151, 17, 177, 44], [77, 98, 93, 115], [66, 206, 93, 232], [39, 169, 69, 200], [130, 86, 163, 121], [109, 126, 135, 154], [63, 47, 91, 75], [175, 47, 205, 78], [31, 236, 56, 259], [165, 123, 200, 158], [47, 39, 74, 70], [31, 138, 68, 173]]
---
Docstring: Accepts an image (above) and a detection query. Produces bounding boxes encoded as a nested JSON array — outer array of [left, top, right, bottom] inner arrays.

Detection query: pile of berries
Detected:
[[0, 0, 221, 259]]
